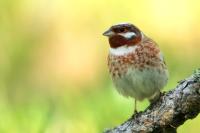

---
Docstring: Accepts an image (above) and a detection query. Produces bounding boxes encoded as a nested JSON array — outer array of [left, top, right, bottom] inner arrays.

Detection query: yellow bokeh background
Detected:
[[0, 0, 200, 132]]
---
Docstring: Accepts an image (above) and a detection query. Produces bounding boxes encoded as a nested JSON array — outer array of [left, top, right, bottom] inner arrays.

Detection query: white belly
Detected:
[[112, 67, 168, 101]]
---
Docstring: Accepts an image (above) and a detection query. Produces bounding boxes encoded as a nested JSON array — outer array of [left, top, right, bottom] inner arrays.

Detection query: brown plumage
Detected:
[[103, 23, 168, 113]]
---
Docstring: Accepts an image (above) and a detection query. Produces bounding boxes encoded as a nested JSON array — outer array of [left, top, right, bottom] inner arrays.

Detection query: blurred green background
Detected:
[[0, 0, 200, 132]]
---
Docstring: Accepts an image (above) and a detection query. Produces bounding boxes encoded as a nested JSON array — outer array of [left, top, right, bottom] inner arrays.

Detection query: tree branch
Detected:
[[104, 68, 200, 133]]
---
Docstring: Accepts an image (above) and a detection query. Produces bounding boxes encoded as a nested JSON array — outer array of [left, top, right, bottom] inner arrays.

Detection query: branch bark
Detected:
[[104, 68, 200, 133]]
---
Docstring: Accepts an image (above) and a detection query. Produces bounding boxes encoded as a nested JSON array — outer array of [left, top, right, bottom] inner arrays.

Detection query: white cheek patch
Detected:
[[119, 32, 136, 39], [109, 45, 138, 56]]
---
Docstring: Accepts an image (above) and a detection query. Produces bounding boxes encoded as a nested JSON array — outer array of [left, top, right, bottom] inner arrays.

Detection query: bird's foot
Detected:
[[134, 109, 138, 114]]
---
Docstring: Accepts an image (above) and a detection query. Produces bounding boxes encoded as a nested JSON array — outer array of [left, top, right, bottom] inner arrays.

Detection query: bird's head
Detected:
[[103, 23, 142, 48]]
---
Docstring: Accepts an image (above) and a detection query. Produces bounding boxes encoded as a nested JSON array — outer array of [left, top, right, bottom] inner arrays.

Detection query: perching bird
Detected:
[[103, 23, 169, 113]]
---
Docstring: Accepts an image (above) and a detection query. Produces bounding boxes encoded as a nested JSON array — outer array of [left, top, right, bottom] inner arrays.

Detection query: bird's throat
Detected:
[[109, 45, 137, 56]]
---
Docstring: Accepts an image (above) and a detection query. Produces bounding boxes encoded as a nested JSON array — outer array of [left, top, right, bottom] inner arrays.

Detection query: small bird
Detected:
[[103, 23, 169, 113]]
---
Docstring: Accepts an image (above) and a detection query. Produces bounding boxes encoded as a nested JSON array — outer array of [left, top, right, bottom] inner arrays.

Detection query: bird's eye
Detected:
[[113, 28, 127, 33], [119, 28, 125, 32]]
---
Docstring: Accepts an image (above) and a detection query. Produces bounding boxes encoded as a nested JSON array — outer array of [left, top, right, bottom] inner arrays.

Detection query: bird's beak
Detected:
[[103, 29, 114, 37]]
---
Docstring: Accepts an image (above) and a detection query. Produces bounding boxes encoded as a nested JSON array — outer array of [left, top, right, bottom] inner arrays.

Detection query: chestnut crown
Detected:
[[103, 23, 142, 48]]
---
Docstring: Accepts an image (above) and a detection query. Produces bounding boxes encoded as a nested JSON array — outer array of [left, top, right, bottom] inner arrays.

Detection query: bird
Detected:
[[103, 23, 169, 113]]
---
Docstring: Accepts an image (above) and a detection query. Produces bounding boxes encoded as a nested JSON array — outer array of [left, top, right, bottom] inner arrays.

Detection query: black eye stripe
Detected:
[[111, 24, 140, 34], [113, 27, 126, 33], [119, 28, 125, 32]]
